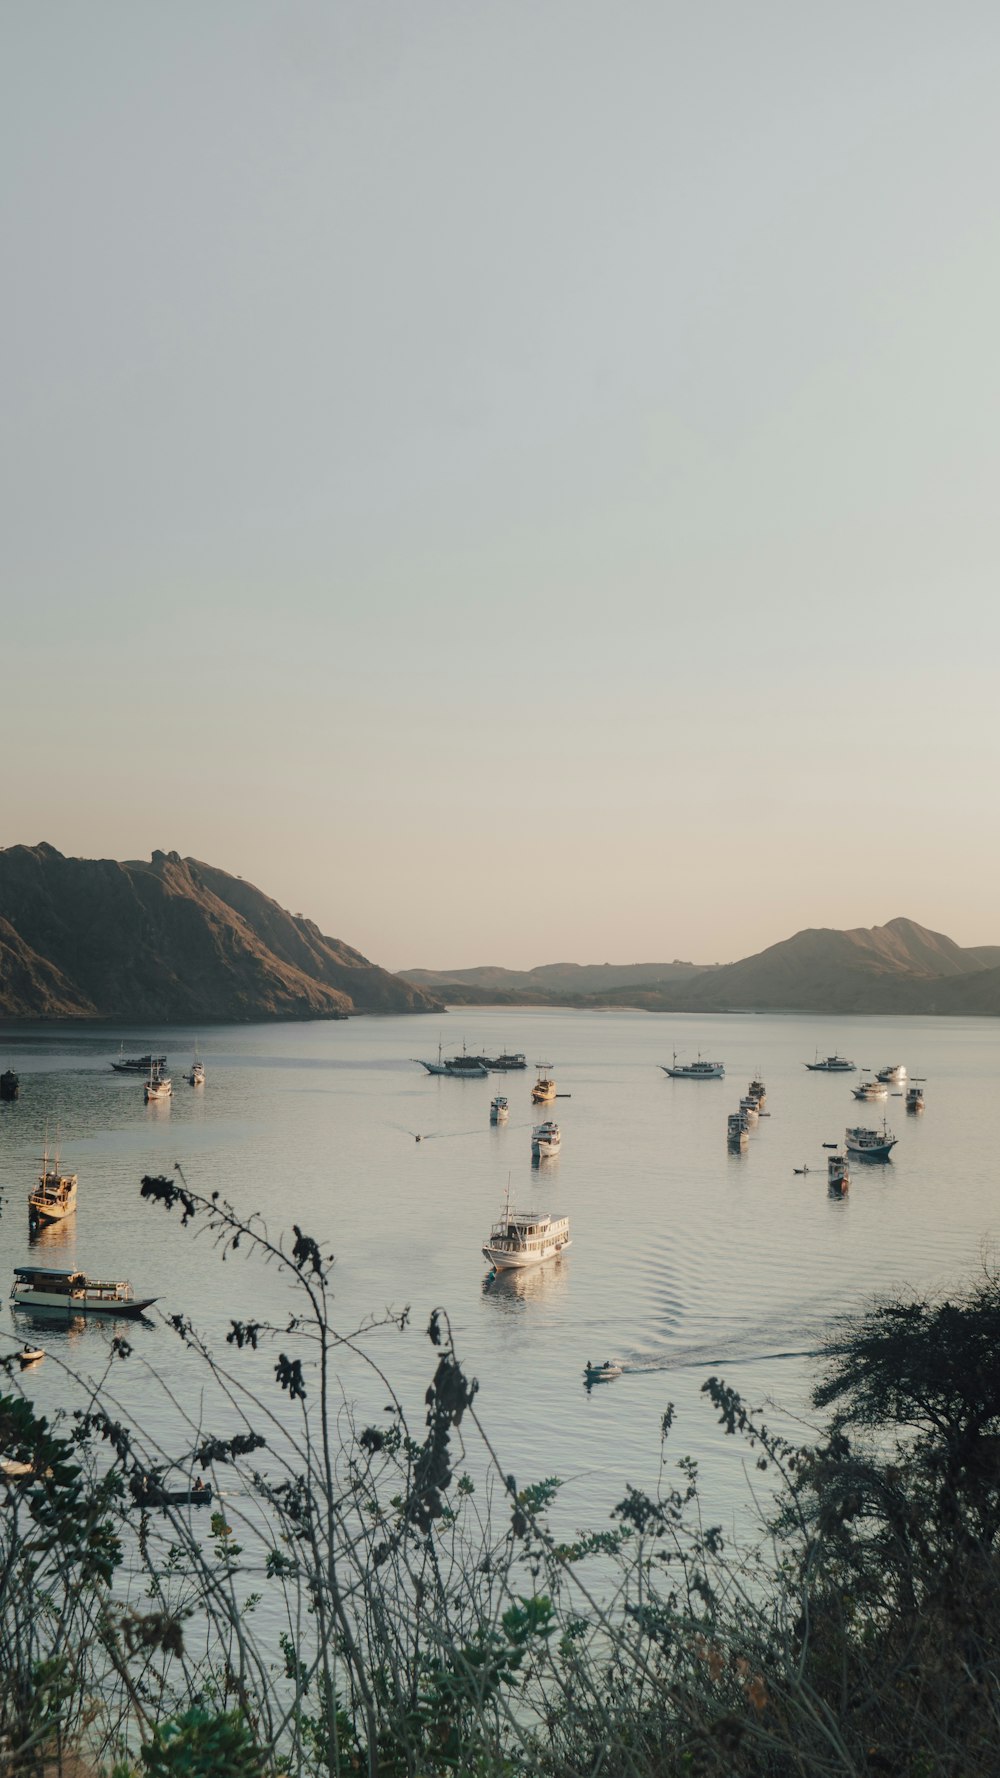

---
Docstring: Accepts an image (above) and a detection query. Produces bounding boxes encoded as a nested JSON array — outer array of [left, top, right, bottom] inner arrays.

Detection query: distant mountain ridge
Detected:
[[0, 844, 441, 1021], [401, 919, 1000, 1016]]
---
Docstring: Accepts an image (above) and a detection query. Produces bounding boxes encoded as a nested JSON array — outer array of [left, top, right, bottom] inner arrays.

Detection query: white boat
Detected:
[[748, 1074, 766, 1108], [185, 1058, 205, 1087], [845, 1122, 897, 1161], [905, 1082, 925, 1112], [531, 1064, 557, 1103], [490, 1095, 509, 1124], [415, 1043, 489, 1079], [144, 1061, 172, 1103], [482, 1198, 571, 1272], [11, 1266, 158, 1317], [531, 1120, 561, 1158], [806, 1053, 856, 1073], [583, 1359, 623, 1385], [827, 1152, 850, 1193], [28, 1148, 78, 1233], [738, 1096, 759, 1128], [18, 1345, 44, 1368], [876, 1063, 907, 1083], [852, 1077, 888, 1101], [727, 1111, 748, 1149], [661, 1051, 725, 1079]]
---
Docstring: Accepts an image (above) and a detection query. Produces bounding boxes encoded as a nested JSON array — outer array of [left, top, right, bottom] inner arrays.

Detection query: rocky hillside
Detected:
[[403, 918, 1000, 1016], [0, 844, 441, 1021]]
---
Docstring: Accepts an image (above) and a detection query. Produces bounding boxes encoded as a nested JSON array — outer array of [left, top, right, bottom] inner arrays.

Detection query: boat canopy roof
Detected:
[[13, 1266, 80, 1279]]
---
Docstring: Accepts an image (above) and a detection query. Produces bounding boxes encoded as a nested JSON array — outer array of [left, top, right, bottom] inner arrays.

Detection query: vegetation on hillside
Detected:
[[2, 1179, 999, 1776]]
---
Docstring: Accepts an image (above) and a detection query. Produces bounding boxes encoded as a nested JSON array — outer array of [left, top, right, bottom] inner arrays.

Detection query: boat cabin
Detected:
[[12, 1267, 137, 1304]]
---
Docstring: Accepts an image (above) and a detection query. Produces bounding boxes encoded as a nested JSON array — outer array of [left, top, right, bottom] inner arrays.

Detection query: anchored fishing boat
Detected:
[[845, 1122, 897, 1161], [827, 1153, 850, 1194], [144, 1061, 172, 1103], [490, 1095, 509, 1124], [905, 1082, 925, 1112], [11, 1266, 158, 1317], [415, 1043, 489, 1078]]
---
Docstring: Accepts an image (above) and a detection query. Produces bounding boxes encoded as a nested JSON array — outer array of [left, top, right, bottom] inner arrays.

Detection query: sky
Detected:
[[3, 2, 999, 970]]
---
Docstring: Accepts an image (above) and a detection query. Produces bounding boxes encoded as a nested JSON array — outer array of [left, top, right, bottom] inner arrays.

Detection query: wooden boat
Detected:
[[144, 1061, 172, 1102], [28, 1148, 78, 1233], [490, 1095, 509, 1124], [111, 1048, 167, 1074], [130, 1475, 213, 1508], [531, 1063, 557, 1103], [18, 1345, 44, 1368], [184, 1060, 206, 1086], [11, 1266, 157, 1317]]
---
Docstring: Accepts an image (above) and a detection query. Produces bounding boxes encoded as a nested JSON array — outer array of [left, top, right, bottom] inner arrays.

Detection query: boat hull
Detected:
[[12, 1289, 158, 1317], [661, 1065, 725, 1079], [482, 1240, 571, 1271]]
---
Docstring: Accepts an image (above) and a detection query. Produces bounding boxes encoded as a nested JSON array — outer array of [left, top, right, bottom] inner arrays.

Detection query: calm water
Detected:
[[1, 1008, 997, 1537]]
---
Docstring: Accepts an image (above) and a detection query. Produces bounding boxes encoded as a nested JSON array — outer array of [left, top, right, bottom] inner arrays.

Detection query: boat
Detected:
[[661, 1052, 725, 1079], [111, 1048, 168, 1074], [0, 1069, 20, 1102], [185, 1059, 206, 1087], [144, 1061, 172, 1103], [852, 1077, 888, 1101], [480, 1052, 527, 1071], [827, 1153, 850, 1194], [531, 1120, 561, 1159], [738, 1096, 759, 1128], [11, 1266, 158, 1317], [905, 1082, 925, 1112], [845, 1122, 897, 1161], [490, 1095, 509, 1124], [28, 1148, 78, 1234], [805, 1054, 856, 1073], [748, 1074, 766, 1108], [482, 1193, 571, 1272], [727, 1111, 748, 1150], [130, 1475, 213, 1508], [18, 1345, 44, 1368], [531, 1064, 557, 1103], [583, 1359, 623, 1385], [414, 1043, 489, 1079], [876, 1063, 907, 1083]]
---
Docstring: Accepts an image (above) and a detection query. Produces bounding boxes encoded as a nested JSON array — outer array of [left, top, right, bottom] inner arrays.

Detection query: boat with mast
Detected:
[[482, 1183, 571, 1272], [530, 1063, 557, 1103], [661, 1052, 725, 1079], [144, 1060, 172, 1103], [414, 1043, 489, 1079], [531, 1120, 561, 1159], [11, 1266, 158, 1317], [845, 1122, 897, 1161], [112, 1046, 167, 1074], [806, 1053, 856, 1072], [28, 1145, 78, 1234]]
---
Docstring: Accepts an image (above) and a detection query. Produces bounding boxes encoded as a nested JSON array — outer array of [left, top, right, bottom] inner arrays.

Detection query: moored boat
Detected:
[[482, 1196, 571, 1271], [827, 1152, 850, 1194], [185, 1060, 206, 1087], [727, 1111, 748, 1149], [482, 1052, 527, 1071], [0, 1069, 20, 1102], [661, 1051, 725, 1079], [490, 1094, 509, 1124], [905, 1082, 925, 1112], [531, 1063, 557, 1103], [531, 1119, 561, 1159], [739, 1096, 759, 1128], [806, 1054, 856, 1073], [852, 1077, 888, 1101], [845, 1122, 897, 1161], [112, 1048, 167, 1074], [11, 1266, 158, 1317], [28, 1148, 78, 1233], [18, 1345, 44, 1368], [144, 1062, 172, 1103], [748, 1074, 766, 1108], [415, 1044, 489, 1079], [876, 1063, 907, 1084]]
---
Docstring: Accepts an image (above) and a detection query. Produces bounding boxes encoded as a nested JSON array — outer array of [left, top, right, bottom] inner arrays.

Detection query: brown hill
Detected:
[[0, 844, 440, 1021]]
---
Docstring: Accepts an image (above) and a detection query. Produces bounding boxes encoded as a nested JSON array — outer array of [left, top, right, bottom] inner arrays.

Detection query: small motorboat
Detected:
[[584, 1359, 623, 1385], [490, 1095, 509, 1124], [793, 1166, 812, 1175], [827, 1152, 850, 1194], [18, 1345, 44, 1368], [845, 1122, 897, 1161], [130, 1474, 214, 1508], [144, 1062, 172, 1103]]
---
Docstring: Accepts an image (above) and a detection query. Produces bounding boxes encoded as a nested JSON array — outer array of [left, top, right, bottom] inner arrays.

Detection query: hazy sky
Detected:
[[4, 3, 999, 970]]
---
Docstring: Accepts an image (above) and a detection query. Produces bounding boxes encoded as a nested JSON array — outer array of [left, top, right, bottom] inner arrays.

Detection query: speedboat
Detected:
[[11, 1266, 158, 1317], [531, 1120, 561, 1159], [876, 1064, 907, 1083], [0, 1069, 19, 1101], [144, 1062, 172, 1103], [905, 1082, 925, 1112], [727, 1111, 748, 1149], [28, 1148, 78, 1233], [415, 1044, 489, 1078], [531, 1064, 557, 1103], [583, 1359, 623, 1385], [185, 1060, 206, 1087], [845, 1123, 897, 1161], [827, 1152, 850, 1194], [661, 1052, 725, 1079], [490, 1095, 509, 1124], [482, 1193, 571, 1272], [852, 1077, 888, 1101], [806, 1054, 856, 1073]]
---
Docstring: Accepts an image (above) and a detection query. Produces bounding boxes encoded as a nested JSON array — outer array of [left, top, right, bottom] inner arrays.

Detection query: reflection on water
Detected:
[[28, 1215, 77, 1253], [482, 1259, 570, 1309]]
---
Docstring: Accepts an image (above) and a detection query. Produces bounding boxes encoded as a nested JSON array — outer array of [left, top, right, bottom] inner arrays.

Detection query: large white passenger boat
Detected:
[[531, 1120, 561, 1158], [28, 1149, 78, 1234], [482, 1196, 571, 1272], [661, 1052, 725, 1079], [11, 1266, 158, 1317]]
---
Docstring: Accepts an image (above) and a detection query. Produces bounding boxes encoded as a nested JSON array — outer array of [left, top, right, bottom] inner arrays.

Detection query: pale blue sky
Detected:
[[3, 3, 998, 968]]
